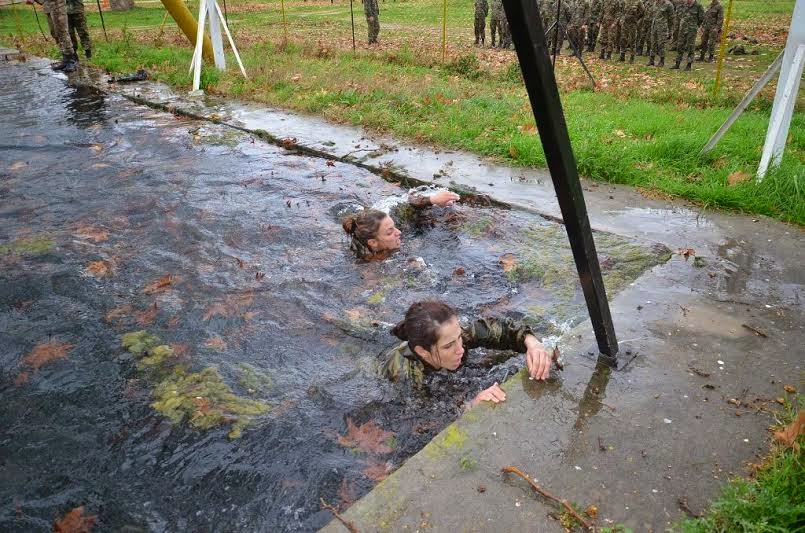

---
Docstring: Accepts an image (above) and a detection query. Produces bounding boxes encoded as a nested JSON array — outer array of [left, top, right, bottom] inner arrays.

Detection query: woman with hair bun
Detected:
[[380, 300, 553, 407], [342, 189, 459, 260]]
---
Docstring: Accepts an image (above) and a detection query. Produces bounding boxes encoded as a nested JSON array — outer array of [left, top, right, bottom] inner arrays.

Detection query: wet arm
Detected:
[[462, 317, 535, 353]]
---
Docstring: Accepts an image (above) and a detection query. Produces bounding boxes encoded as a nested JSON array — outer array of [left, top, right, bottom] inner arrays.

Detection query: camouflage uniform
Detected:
[[42, 0, 77, 71], [379, 317, 535, 391], [474, 0, 489, 46], [699, 0, 723, 61], [65, 0, 92, 59], [586, 0, 603, 52], [598, 0, 624, 59], [673, 0, 704, 69], [568, 0, 591, 56], [669, 0, 683, 51], [635, 0, 656, 55], [545, 0, 571, 54], [619, 0, 645, 62], [364, 0, 380, 44], [648, 0, 674, 66]]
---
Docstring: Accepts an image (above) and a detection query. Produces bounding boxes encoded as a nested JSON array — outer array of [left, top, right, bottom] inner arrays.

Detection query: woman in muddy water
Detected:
[[380, 300, 553, 407], [341, 188, 460, 260]]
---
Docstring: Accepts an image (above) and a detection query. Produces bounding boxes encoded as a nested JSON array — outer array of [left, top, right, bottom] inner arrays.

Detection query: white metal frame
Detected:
[[189, 0, 247, 96]]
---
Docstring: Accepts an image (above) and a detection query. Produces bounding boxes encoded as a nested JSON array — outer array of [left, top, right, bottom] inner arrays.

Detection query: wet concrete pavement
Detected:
[[2, 55, 804, 532]]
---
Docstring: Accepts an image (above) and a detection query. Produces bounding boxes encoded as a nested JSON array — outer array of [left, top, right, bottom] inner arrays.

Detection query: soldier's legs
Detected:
[[490, 16, 498, 46], [46, 12, 58, 41], [42, 0, 75, 58], [67, 15, 78, 53], [707, 28, 719, 58]]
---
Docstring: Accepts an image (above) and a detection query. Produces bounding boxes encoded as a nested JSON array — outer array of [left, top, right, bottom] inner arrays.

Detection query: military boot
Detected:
[[629, 53, 635, 64], [606, 51, 612, 60], [684, 61, 692, 71], [698, 50, 705, 61], [670, 57, 681, 69], [51, 52, 78, 72], [707, 53, 714, 62], [599, 49, 606, 59], [619, 52, 626, 62], [658, 56, 665, 67], [85, 48, 92, 60], [648, 55, 655, 66]]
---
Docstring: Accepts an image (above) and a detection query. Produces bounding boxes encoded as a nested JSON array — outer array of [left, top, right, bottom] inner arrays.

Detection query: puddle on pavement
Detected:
[[0, 62, 669, 531]]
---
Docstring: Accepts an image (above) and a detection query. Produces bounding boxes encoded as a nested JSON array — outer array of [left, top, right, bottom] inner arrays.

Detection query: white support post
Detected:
[[207, 0, 226, 71], [757, 0, 805, 180], [191, 0, 208, 94]]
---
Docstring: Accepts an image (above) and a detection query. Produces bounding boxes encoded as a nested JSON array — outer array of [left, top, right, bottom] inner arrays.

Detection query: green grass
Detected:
[[675, 396, 805, 532], [1, 0, 802, 224]]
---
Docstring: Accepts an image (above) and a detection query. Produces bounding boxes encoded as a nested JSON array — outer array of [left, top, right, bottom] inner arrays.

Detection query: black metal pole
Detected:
[[501, 0, 619, 359], [31, 2, 48, 42], [95, 0, 109, 42], [350, 0, 356, 51]]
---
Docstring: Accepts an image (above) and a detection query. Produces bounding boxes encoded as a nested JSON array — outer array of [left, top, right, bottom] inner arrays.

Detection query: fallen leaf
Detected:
[[773, 410, 805, 451], [54, 506, 96, 533], [727, 171, 751, 186], [337, 478, 357, 508], [202, 292, 255, 321], [142, 275, 174, 294], [281, 137, 298, 149], [784, 385, 797, 394], [361, 459, 391, 481], [338, 418, 395, 455], [15, 371, 29, 386], [676, 248, 695, 261], [613, 129, 627, 138], [134, 303, 159, 326], [72, 224, 109, 243], [326, 160, 336, 167], [21, 341, 73, 371], [498, 253, 517, 273], [205, 336, 227, 350], [585, 504, 599, 519], [85, 260, 113, 278], [105, 305, 133, 322], [453, 266, 466, 276]]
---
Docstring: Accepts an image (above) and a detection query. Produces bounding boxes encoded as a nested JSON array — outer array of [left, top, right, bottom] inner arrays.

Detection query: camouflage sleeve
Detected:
[[378, 342, 425, 386], [697, 4, 705, 25], [462, 317, 535, 353], [407, 194, 432, 209]]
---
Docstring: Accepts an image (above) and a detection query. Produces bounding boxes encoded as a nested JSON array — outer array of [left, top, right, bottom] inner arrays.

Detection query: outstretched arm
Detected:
[[408, 190, 460, 209], [463, 318, 551, 380]]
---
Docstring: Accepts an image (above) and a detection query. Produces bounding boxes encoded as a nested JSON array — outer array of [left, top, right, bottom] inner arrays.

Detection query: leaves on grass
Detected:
[[498, 253, 517, 273], [142, 275, 174, 294], [727, 171, 751, 186], [72, 224, 109, 243], [676, 248, 696, 261], [54, 506, 96, 533], [338, 418, 395, 455], [774, 411, 805, 451], [784, 385, 796, 394]]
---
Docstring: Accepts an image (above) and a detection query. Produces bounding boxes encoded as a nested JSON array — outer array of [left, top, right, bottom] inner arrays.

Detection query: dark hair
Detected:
[[342, 209, 389, 257], [392, 300, 458, 353]]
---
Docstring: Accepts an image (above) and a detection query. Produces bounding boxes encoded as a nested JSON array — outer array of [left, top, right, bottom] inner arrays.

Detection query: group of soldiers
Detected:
[[28, 0, 92, 73], [475, 0, 724, 71]]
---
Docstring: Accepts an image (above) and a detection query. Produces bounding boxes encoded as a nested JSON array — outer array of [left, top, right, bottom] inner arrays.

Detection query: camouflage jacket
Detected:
[[491, 0, 505, 19], [589, 0, 603, 23], [378, 317, 535, 388], [570, 0, 591, 27], [651, 0, 674, 29], [475, 0, 489, 17], [65, 0, 85, 15], [623, 0, 645, 23], [602, 0, 625, 22], [703, 1, 723, 28], [678, 1, 704, 29]]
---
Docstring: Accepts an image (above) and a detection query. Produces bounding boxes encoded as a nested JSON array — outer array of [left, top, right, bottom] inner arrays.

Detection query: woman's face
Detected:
[[426, 317, 465, 371], [368, 216, 402, 252]]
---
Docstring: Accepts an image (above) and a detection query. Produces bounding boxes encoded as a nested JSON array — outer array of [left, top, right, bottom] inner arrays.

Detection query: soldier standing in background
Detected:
[[599, 0, 624, 60], [568, 0, 590, 56], [490, 0, 503, 47], [699, 0, 723, 62], [672, 0, 704, 70], [619, 0, 644, 62], [65, 0, 92, 59], [587, 0, 603, 52], [648, 0, 674, 66], [669, 0, 683, 51], [364, 0, 380, 44], [635, 0, 655, 55], [474, 0, 489, 46]]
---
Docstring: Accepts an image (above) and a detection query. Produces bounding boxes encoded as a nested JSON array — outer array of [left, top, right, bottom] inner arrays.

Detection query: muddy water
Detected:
[[0, 62, 667, 531]]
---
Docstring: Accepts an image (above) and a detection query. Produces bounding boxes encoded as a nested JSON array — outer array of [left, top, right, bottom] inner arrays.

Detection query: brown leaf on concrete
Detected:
[[727, 171, 751, 186], [21, 341, 74, 371], [54, 506, 96, 533], [72, 224, 109, 243], [584, 504, 599, 519], [676, 248, 696, 261], [142, 275, 174, 294], [338, 418, 395, 455], [784, 385, 797, 394], [774, 411, 805, 451], [498, 253, 517, 273], [86, 260, 113, 278]]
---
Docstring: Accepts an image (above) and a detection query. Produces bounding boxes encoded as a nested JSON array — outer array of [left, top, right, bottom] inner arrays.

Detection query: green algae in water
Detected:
[[367, 291, 386, 305], [0, 236, 55, 256], [152, 367, 269, 440], [138, 345, 179, 370], [461, 215, 494, 238], [121, 330, 160, 356], [237, 363, 273, 395]]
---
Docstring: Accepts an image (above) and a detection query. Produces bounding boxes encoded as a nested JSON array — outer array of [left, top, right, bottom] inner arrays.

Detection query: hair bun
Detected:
[[342, 216, 357, 235], [391, 320, 408, 340]]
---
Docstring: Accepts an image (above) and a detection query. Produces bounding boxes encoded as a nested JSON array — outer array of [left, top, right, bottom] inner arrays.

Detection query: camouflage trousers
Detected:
[[490, 14, 507, 47], [636, 18, 651, 53], [599, 18, 619, 53], [650, 22, 670, 58], [700, 25, 720, 56], [586, 21, 600, 50], [42, 0, 75, 57], [474, 14, 486, 44], [619, 20, 640, 54], [675, 23, 697, 62], [567, 25, 585, 53], [49, 11, 92, 56]]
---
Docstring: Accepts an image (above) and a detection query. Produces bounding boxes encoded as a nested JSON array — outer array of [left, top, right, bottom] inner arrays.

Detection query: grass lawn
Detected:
[[1, 0, 803, 224]]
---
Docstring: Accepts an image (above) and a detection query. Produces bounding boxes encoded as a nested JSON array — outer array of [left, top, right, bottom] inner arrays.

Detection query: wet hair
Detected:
[[342, 209, 389, 257], [391, 300, 458, 354]]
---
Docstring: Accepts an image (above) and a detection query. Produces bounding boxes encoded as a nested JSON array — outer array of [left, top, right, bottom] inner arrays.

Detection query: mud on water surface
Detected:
[[0, 61, 669, 531]]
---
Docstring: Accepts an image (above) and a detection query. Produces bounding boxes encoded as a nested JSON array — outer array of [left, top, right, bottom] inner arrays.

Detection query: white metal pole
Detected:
[[207, 0, 226, 70]]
